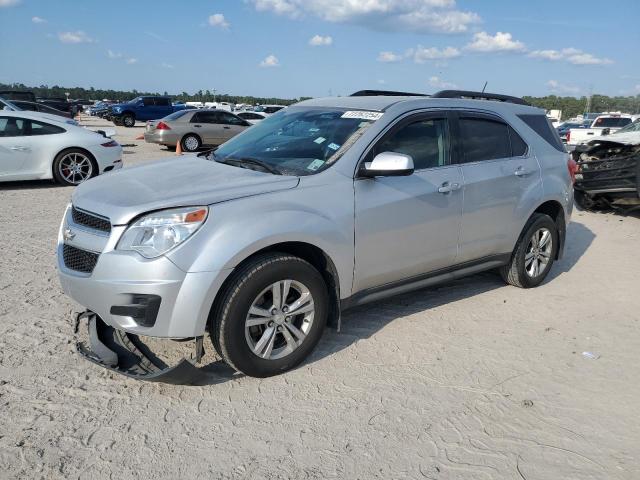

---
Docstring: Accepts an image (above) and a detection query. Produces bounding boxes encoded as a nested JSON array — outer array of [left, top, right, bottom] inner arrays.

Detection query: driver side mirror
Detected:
[[601, 128, 610, 135], [361, 152, 414, 177]]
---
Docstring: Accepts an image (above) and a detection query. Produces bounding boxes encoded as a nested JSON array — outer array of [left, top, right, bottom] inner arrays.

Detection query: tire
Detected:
[[181, 133, 201, 152], [122, 114, 135, 127], [500, 213, 559, 288], [210, 253, 329, 377], [52, 148, 98, 186], [113, 117, 123, 126]]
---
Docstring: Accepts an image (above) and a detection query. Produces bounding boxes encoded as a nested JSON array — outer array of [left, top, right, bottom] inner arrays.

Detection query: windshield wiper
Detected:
[[217, 157, 282, 175]]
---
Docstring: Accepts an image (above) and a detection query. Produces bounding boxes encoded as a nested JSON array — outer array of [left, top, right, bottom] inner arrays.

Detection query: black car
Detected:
[[10, 100, 72, 118], [36, 98, 77, 116]]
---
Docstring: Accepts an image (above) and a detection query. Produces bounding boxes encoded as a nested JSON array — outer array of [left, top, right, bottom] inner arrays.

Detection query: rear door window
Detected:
[[220, 112, 247, 126], [459, 117, 511, 163], [155, 97, 171, 107], [518, 114, 564, 152]]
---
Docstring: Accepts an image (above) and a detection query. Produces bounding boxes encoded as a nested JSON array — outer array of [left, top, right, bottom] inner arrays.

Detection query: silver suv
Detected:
[[58, 90, 574, 381]]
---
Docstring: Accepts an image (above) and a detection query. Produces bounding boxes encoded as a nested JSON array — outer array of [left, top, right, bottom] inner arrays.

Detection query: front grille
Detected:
[[72, 207, 111, 233], [62, 244, 99, 274]]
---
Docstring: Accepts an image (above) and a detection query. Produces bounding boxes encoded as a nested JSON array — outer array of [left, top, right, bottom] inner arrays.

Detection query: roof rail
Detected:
[[350, 89, 428, 97], [431, 90, 530, 106]]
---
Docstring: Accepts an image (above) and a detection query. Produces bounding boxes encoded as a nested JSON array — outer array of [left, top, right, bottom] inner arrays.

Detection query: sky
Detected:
[[1, 0, 639, 99]]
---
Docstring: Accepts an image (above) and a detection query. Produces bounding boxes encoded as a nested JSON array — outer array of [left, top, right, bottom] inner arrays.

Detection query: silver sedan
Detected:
[[144, 109, 251, 152]]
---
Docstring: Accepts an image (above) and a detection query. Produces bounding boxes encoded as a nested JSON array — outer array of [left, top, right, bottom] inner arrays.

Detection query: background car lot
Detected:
[[0, 114, 638, 479]]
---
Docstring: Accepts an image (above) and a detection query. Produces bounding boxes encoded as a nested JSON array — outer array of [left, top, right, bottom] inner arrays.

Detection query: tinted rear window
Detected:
[[459, 117, 511, 163], [518, 114, 564, 152], [593, 117, 631, 128]]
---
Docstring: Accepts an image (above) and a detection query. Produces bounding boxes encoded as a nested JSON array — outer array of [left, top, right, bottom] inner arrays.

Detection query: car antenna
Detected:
[[481, 81, 488, 93]]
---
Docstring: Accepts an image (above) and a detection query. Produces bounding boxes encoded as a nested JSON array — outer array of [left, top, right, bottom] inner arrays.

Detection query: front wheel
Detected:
[[211, 253, 329, 377], [122, 114, 135, 127], [500, 213, 559, 288]]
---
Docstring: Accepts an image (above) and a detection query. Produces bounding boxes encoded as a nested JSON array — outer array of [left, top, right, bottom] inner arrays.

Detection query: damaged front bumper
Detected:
[[75, 311, 206, 384]]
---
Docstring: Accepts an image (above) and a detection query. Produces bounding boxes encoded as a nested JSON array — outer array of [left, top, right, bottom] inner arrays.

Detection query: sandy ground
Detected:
[[0, 115, 639, 479]]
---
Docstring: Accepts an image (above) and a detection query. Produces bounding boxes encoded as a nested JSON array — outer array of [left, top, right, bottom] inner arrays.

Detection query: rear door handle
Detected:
[[9, 146, 29, 151], [193, 124, 202, 128], [223, 126, 231, 129], [514, 166, 534, 177], [438, 181, 461, 194]]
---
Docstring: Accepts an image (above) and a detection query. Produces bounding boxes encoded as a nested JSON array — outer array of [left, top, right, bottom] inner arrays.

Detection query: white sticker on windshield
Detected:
[[327, 142, 340, 151], [314, 136, 326, 144], [307, 159, 325, 171], [341, 110, 383, 121]]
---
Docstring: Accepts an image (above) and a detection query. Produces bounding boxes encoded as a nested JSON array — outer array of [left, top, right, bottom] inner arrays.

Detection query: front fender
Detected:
[[166, 187, 355, 299]]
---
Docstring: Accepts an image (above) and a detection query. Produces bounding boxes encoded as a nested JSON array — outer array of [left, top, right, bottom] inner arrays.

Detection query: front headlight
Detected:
[[117, 206, 208, 258], [113, 106, 122, 113]]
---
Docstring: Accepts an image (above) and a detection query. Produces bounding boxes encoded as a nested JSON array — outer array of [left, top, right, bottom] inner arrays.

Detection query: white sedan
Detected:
[[235, 111, 268, 125], [0, 110, 122, 186]]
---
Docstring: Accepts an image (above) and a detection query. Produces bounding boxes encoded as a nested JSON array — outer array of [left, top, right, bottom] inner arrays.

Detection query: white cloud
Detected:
[[260, 54, 280, 67], [126, 58, 138, 65], [377, 51, 403, 63], [107, 49, 122, 59], [377, 79, 386, 85], [412, 45, 460, 63], [546, 80, 581, 95], [309, 34, 332, 46], [250, 0, 481, 34], [58, 31, 94, 44], [465, 31, 525, 53], [32, 16, 46, 23], [0, 0, 20, 7], [429, 76, 457, 89], [208, 13, 230, 28], [529, 48, 612, 65], [161, 62, 174, 69]]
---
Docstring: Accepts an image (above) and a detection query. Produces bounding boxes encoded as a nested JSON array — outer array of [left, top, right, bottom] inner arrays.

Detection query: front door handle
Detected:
[[514, 166, 534, 177], [438, 181, 461, 194], [223, 126, 231, 129], [9, 146, 29, 151], [193, 124, 202, 128]]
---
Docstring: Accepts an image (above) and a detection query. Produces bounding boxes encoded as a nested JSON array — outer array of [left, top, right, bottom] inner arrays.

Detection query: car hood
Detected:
[[72, 156, 300, 225]]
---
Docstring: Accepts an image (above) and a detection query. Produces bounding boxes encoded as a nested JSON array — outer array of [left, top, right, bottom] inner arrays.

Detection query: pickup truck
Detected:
[[109, 96, 188, 127], [567, 114, 633, 147]]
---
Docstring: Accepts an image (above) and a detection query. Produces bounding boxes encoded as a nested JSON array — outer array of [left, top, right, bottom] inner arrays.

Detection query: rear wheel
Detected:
[[500, 213, 558, 288], [52, 149, 98, 186], [181, 133, 201, 152], [211, 253, 328, 377]]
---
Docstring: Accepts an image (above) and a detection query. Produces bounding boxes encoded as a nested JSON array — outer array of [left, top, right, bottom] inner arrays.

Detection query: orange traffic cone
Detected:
[[176, 138, 183, 156]]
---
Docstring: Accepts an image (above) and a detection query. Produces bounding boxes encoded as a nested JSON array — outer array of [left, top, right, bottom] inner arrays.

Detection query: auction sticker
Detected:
[[307, 159, 325, 171], [341, 111, 383, 121]]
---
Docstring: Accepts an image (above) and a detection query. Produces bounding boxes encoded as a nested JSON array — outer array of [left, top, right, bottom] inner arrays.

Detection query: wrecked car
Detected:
[[573, 119, 640, 213]]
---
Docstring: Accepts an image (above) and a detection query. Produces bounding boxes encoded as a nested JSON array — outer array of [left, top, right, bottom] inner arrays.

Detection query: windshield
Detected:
[[614, 119, 640, 134], [210, 107, 381, 176], [128, 96, 143, 104]]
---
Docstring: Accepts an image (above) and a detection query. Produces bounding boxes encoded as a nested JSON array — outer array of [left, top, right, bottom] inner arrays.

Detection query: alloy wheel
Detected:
[[245, 280, 315, 360], [58, 152, 93, 185], [524, 227, 553, 278]]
